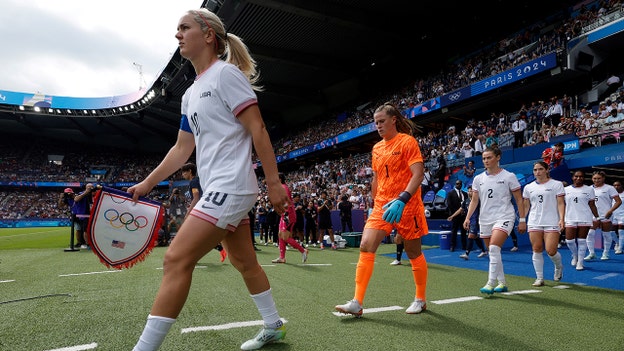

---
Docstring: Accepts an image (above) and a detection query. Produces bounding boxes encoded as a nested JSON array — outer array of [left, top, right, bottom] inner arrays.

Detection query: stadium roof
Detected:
[[0, 0, 580, 152]]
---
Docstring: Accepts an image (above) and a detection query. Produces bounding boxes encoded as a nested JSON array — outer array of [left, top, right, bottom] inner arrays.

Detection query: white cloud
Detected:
[[0, 0, 200, 97]]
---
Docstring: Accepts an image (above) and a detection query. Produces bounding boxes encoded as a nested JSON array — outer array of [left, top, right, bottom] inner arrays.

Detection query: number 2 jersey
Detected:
[[472, 168, 521, 225]]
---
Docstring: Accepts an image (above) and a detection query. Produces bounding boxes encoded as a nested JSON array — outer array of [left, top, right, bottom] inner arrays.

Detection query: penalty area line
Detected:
[[181, 318, 288, 334]]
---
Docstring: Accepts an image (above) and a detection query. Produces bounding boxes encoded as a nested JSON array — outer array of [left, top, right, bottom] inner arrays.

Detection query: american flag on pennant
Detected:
[[111, 240, 126, 249]]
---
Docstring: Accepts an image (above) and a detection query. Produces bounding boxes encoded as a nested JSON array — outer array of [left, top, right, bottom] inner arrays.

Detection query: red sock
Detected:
[[285, 237, 305, 253], [278, 238, 286, 259]]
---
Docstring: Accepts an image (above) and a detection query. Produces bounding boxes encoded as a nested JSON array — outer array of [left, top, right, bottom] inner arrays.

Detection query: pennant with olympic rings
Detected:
[[87, 186, 165, 269]]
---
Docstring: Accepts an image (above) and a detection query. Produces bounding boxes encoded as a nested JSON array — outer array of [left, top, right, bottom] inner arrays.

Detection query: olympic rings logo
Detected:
[[448, 92, 462, 101], [104, 209, 148, 231]]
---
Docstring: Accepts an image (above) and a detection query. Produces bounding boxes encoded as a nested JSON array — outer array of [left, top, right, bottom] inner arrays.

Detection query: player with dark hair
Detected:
[[523, 161, 565, 287], [463, 145, 526, 294], [271, 173, 308, 264]]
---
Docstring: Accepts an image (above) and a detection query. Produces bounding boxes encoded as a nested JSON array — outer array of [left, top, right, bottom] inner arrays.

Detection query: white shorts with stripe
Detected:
[[190, 191, 256, 231]]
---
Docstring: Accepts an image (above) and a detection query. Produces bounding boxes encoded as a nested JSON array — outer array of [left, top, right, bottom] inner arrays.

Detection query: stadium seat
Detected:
[[433, 189, 448, 212], [423, 190, 435, 212]]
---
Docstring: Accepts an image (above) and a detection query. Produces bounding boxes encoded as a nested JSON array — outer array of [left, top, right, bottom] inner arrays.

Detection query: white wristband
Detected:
[[518, 218, 526, 223]]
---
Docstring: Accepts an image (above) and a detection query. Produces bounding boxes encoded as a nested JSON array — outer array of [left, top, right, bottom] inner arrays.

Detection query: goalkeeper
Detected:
[[335, 102, 429, 317]]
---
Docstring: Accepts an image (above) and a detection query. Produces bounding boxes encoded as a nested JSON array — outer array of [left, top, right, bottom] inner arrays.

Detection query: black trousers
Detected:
[[450, 215, 467, 250]]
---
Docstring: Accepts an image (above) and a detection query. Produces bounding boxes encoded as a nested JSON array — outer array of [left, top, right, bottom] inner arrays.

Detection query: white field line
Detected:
[[59, 271, 121, 277], [500, 289, 542, 295], [1, 279, 16, 283], [594, 273, 619, 280], [432, 296, 484, 304], [45, 342, 98, 351], [0, 228, 67, 238], [181, 318, 288, 334], [332, 305, 403, 316], [156, 265, 212, 270]]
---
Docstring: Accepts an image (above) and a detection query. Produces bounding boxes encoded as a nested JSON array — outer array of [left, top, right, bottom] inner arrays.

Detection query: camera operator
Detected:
[[58, 183, 95, 249], [168, 187, 187, 219]]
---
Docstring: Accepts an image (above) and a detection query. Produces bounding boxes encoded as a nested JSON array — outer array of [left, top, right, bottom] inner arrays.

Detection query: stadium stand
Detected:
[[0, 0, 623, 226]]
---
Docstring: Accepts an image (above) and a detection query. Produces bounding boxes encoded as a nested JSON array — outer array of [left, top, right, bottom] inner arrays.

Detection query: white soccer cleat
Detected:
[[405, 299, 427, 314], [240, 324, 286, 350], [335, 299, 363, 317]]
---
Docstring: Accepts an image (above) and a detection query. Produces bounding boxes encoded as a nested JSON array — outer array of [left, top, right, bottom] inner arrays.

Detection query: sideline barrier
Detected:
[[342, 232, 362, 247], [423, 230, 451, 249]]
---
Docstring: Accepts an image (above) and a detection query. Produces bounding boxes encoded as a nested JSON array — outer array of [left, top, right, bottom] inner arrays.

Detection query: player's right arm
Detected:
[[129, 129, 195, 201]]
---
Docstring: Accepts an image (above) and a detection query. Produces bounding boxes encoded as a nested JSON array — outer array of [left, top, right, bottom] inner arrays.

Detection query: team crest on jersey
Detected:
[[200, 91, 212, 98]]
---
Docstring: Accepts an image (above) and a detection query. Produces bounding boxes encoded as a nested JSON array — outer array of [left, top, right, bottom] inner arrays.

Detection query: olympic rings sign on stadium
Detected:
[[104, 209, 148, 231]]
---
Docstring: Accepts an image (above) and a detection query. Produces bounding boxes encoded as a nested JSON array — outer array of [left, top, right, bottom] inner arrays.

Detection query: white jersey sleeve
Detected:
[[613, 191, 624, 217]]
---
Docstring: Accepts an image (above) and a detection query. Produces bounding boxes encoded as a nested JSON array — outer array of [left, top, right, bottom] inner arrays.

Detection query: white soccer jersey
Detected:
[[472, 168, 521, 225], [523, 179, 565, 226], [564, 185, 596, 223], [593, 184, 619, 216], [613, 191, 624, 218], [181, 60, 259, 195]]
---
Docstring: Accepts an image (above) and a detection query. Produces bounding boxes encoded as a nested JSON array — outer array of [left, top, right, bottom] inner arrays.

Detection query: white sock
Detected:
[[602, 231, 614, 254], [133, 314, 176, 351], [618, 229, 624, 251], [577, 238, 587, 260], [250, 289, 282, 329], [587, 229, 596, 254], [488, 245, 504, 285], [532, 252, 544, 280], [549, 251, 562, 269], [565, 239, 578, 261]]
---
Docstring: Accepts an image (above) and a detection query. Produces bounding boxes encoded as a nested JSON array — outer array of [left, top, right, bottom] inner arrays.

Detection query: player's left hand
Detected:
[[382, 191, 411, 224]]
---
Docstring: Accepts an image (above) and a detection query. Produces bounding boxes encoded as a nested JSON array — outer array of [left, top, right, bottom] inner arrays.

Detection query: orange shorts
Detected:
[[365, 199, 428, 240]]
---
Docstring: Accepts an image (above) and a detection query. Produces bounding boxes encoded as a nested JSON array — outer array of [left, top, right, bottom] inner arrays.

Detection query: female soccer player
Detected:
[[128, 8, 289, 351], [612, 181, 624, 254], [335, 102, 429, 316], [522, 161, 565, 286], [564, 170, 599, 271], [585, 171, 621, 260], [271, 173, 308, 264], [463, 145, 526, 294]]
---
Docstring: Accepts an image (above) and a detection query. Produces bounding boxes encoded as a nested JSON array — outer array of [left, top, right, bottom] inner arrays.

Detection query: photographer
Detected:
[[317, 190, 336, 249], [168, 187, 187, 219], [58, 183, 95, 249]]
